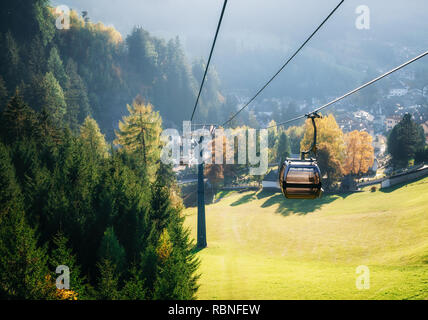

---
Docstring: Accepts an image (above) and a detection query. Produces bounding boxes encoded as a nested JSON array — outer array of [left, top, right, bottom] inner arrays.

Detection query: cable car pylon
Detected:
[[197, 135, 207, 248], [196, 125, 216, 248]]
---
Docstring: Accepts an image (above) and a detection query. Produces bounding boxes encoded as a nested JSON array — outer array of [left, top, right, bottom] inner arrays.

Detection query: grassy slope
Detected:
[[184, 178, 428, 300]]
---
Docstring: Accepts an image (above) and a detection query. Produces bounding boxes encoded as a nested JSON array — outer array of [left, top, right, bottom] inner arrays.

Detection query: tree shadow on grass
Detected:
[[229, 189, 345, 216], [261, 193, 340, 216], [229, 189, 278, 207], [256, 190, 277, 200], [230, 192, 257, 206], [215, 190, 235, 202]]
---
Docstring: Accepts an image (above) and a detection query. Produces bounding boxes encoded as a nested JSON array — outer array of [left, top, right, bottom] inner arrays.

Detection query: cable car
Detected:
[[279, 158, 323, 199], [279, 113, 323, 199]]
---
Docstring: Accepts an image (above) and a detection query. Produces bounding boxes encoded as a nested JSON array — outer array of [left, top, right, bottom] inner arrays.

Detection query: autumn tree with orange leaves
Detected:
[[343, 130, 374, 176], [301, 114, 345, 189]]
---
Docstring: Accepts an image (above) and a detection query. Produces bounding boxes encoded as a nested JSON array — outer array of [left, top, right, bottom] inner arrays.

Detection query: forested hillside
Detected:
[[0, 0, 202, 300], [0, 0, 225, 138]]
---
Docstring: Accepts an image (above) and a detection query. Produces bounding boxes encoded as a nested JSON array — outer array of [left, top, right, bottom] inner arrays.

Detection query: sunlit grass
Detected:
[[184, 177, 428, 299]]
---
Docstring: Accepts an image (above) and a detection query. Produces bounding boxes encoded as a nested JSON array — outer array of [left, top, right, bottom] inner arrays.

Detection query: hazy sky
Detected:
[[51, 0, 428, 58]]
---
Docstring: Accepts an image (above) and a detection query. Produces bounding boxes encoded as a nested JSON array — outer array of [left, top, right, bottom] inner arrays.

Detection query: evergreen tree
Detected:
[[149, 163, 179, 236], [0, 1, 205, 301], [80, 116, 108, 158], [25, 72, 67, 123], [47, 47, 68, 88], [0, 91, 39, 143], [0, 0, 54, 45], [120, 266, 146, 300], [285, 125, 305, 155], [151, 164, 199, 300], [0, 143, 52, 299], [63, 59, 91, 130], [276, 131, 291, 164], [96, 258, 120, 300], [154, 213, 200, 300], [388, 113, 426, 167], [126, 27, 158, 84], [26, 36, 46, 78], [50, 232, 87, 299], [0, 143, 21, 218], [0, 76, 8, 111], [98, 227, 126, 275], [0, 32, 20, 90]]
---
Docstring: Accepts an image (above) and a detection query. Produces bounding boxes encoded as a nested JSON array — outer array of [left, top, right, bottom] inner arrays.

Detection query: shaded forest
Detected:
[[0, 0, 226, 139], [0, 0, 203, 300]]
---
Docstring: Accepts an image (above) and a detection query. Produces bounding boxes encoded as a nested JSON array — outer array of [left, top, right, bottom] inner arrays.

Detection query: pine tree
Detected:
[[126, 27, 158, 83], [0, 143, 52, 299], [47, 47, 68, 88], [0, 0, 54, 46], [96, 258, 120, 300], [80, 116, 108, 158], [98, 227, 126, 275], [0, 143, 21, 218], [0, 32, 20, 90], [285, 125, 305, 155], [25, 72, 67, 123], [388, 113, 426, 167], [149, 164, 176, 236], [120, 266, 146, 300], [0, 76, 8, 111], [40, 72, 67, 123], [50, 232, 87, 299], [153, 214, 200, 300], [64, 59, 91, 130], [151, 164, 199, 300], [26, 36, 46, 78], [0, 91, 39, 143], [276, 131, 291, 164]]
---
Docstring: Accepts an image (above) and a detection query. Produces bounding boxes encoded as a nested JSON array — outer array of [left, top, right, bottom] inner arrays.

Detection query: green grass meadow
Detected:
[[184, 178, 428, 300]]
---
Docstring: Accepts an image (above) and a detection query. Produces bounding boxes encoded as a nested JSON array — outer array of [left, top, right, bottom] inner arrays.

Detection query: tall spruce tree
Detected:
[[0, 143, 52, 299], [388, 113, 426, 167], [50, 232, 87, 299]]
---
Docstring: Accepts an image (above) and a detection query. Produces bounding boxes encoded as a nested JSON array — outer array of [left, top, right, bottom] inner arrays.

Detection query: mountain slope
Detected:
[[184, 177, 428, 299]]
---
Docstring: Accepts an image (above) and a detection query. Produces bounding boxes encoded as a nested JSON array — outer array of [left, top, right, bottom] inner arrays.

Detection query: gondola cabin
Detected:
[[279, 158, 323, 199]]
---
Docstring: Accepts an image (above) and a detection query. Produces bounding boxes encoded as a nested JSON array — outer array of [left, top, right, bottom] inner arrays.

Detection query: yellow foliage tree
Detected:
[[344, 130, 374, 176], [300, 114, 345, 162], [114, 98, 162, 171]]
